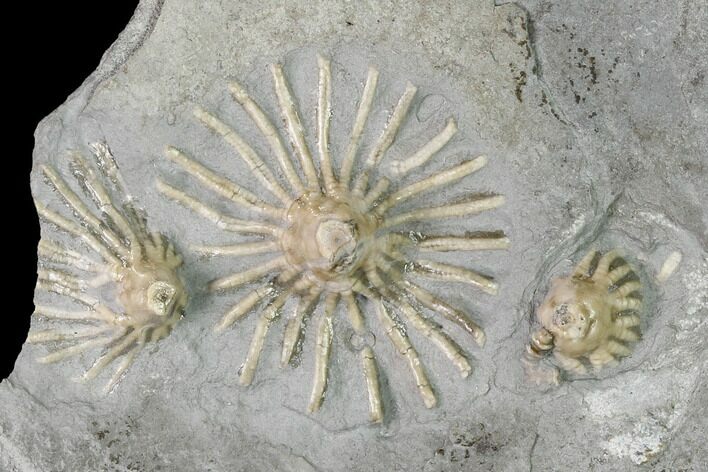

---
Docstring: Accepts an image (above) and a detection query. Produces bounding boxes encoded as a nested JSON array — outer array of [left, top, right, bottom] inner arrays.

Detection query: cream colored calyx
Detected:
[[147, 281, 177, 316], [281, 190, 377, 284], [316, 219, 358, 266], [118, 258, 186, 321]]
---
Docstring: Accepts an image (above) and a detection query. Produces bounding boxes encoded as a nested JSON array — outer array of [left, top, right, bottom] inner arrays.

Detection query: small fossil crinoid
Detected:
[[525, 249, 642, 382], [31, 143, 188, 392], [159, 55, 508, 422]]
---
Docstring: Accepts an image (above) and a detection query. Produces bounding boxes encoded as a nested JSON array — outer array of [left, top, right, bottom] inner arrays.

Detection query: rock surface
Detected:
[[3, 0, 707, 470]]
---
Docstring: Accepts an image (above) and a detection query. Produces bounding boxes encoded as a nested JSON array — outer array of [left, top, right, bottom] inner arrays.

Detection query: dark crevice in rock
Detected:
[[495, 0, 577, 129], [77, 0, 166, 113]]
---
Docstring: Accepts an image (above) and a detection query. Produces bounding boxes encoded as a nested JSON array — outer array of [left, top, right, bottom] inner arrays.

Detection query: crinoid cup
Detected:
[[31, 143, 188, 392], [525, 249, 642, 382], [159, 54, 508, 422]]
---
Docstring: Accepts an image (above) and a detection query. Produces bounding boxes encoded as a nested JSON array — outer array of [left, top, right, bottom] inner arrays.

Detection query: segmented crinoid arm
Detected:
[[163, 146, 285, 219], [373, 296, 437, 409], [352, 81, 417, 195], [522, 328, 560, 386], [308, 293, 339, 413], [194, 106, 293, 204], [159, 54, 507, 421], [593, 249, 622, 281], [339, 66, 379, 187], [281, 288, 322, 366], [239, 276, 312, 386], [315, 55, 336, 193], [365, 262, 473, 376], [606, 264, 642, 358], [271, 63, 320, 190], [571, 249, 596, 278], [32, 144, 187, 392], [389, 118, 458, 177], [156, 179, 281, 235], [373, 157, 488, 215], [528, 328, 554, 354], [38, 239, 101, 273], [553, 351, 587, 375], [343, 292, 384, 423]]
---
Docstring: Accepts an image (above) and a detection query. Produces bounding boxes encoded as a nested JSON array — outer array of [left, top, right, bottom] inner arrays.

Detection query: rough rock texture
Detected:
[[3, 0, 707, 470]]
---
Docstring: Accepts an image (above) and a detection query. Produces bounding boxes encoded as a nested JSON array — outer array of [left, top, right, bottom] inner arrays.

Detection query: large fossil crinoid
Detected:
[[31, 144, 188, 392], [159, 55, 508, 422]]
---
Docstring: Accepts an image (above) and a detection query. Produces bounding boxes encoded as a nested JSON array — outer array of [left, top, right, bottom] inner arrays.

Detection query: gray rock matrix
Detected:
[[2, 0, 706, 470]]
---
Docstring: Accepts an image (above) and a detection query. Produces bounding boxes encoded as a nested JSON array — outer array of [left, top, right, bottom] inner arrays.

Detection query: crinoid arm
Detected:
[[239, 278, 310, 386], [613, 296, 642, 312], [281, 288, 321, 366], [156, 179, 280, 235], [82, 329, 143, 382], [271, 63, 320, 190], [368, 293, 436, 409], [528, 328, 554, 354], [161, 54, 507, 421], [399, 280, 486, 347], [343, 292, 384, 423], [40, 164, 130, 261], [308, 293, 339, 413], [409, 259, 498, 295], [360, 346, 383, 422], [374, 156, 488, 215], [27, 326, 113, 344], [163, 146, 285, 219], [613, 313, 640, 329], [587, 347, 616, 371], [382, 195, 505, 229], [32, 144, 188, 392], [35, 201, 121, 267], [228, 81, 306, 195], [34, 335, 120, 365], [352, 81, 417, 195], [193, 240, 280, 257], [611, 324, 640, 342], [339, 66, 379, 187], [395, 298, 472, 378], [215, 284, 276, 333], [613, 281, 641, 298], [571, 249, 597, 278], [33, 304, 114, 322], [522, 328, 561, 385], [553, 351, 587, 375], [38, 239, 101, 273], [389, 118, 458, 177], [315, 55, 336, 193], [193, 106, 293, 204], [606, 264, 632, 284], [366, 262, 476, 377], [594, 249, 623, 280], [208, 256, 287, 292], [417, 233, 510, 252]]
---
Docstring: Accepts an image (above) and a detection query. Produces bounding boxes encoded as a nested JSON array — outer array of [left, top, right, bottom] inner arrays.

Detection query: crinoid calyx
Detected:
[[159, 54, 508, 422], [31, 143, 188, 392], [525, 249, 642, 382]]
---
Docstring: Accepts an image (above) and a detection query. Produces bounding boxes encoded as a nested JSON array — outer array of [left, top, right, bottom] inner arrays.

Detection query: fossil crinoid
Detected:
[[31, 143, 188, 392], [159, 54, 508, 422], [525, 249, 642, 383]]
